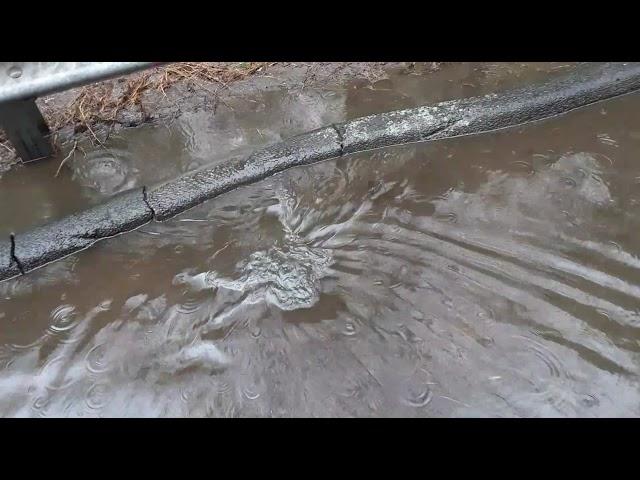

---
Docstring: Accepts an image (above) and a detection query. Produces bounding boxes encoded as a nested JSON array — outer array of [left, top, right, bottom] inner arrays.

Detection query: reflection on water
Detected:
[[4, 62, 640, 417]]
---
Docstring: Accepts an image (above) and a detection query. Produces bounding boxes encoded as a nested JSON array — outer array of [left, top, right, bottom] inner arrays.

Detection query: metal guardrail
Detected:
[[0, 62, 156, 162]]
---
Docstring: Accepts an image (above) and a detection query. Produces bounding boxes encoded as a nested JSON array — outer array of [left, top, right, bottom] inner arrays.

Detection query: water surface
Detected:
[[5, 62, 639, 417]]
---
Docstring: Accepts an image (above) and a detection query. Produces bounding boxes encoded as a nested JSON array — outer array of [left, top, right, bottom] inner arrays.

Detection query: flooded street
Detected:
[[2, 62, 640, 417]]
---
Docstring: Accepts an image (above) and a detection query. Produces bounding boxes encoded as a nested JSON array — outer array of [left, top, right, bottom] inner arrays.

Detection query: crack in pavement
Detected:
[[9, 234, 25, 275], [142, 186, 157, 219], [331, 124, 345, 156]]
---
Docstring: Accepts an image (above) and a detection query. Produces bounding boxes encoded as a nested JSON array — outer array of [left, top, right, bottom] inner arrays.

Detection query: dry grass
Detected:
[[0, 62, 271, 158], [48, 62, 270, 136], [155, 62, 268, 95]]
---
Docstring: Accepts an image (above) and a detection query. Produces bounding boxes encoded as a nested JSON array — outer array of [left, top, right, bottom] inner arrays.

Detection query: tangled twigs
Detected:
[[54, 140, 78, 177], [0, 140, 14, 154], [44, 62, 270, 147]]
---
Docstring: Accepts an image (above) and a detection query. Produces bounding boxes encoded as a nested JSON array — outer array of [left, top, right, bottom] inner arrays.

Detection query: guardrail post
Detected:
[[0, 97, 52, 162], [0, 62, 158, 163]]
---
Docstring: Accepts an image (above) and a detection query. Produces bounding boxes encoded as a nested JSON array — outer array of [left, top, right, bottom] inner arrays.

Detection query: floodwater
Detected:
[[3, 62, 640, 417]]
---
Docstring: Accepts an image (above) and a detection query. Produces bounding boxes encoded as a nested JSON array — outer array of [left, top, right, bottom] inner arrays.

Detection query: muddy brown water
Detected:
[[3, 62, 640, 417]]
